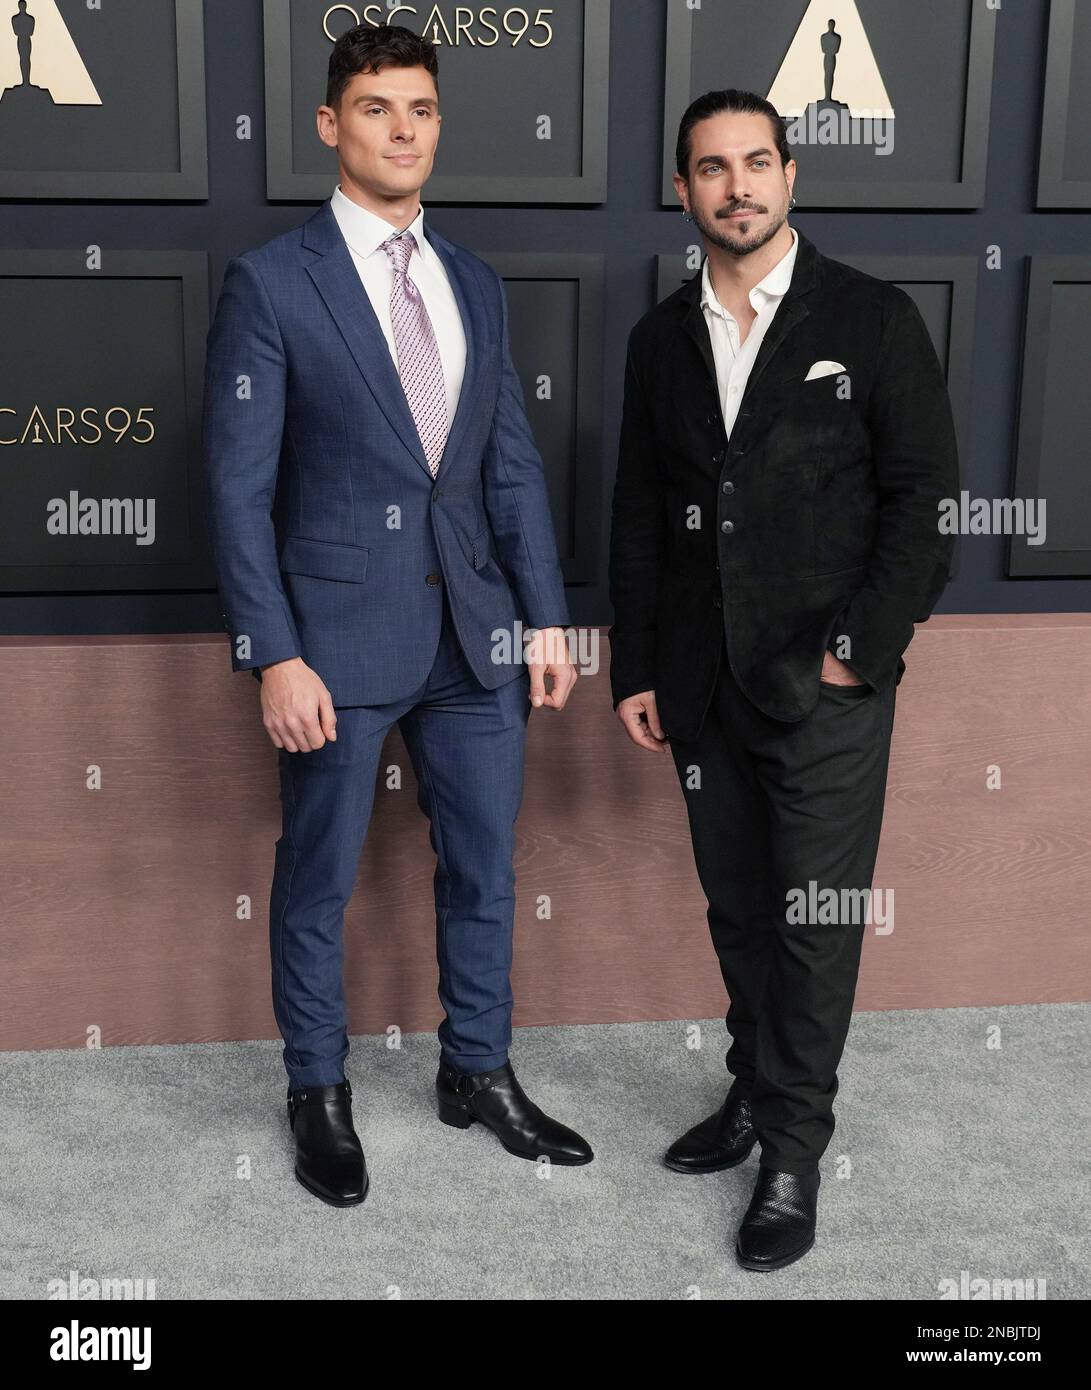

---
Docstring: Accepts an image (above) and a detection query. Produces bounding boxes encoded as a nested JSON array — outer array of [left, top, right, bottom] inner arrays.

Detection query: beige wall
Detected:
[[1, 613, 1088, 1053]]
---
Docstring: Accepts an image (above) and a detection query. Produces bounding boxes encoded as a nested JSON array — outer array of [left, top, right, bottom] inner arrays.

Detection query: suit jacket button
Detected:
[[712, 594, 722, 609], [720, 520, 734, 534], [426, 572, 441, 585], [721, 480, 734, 495]]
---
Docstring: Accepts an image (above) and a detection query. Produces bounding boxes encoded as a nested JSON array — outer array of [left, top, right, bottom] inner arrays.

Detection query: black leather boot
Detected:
[[436, 1061, 593, 1166], [664, 1085, 756, 1172], [286, 1080, 369, 1207], [735, 1167, 820, 1271]]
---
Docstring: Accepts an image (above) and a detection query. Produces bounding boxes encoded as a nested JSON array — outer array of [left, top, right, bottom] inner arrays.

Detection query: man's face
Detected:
[[318, 63, 441, 199], [674, 111, 795, 258]]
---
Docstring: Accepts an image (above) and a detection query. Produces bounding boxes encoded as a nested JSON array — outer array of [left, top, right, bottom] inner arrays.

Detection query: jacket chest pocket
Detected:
[[758, 371, 863, 471]]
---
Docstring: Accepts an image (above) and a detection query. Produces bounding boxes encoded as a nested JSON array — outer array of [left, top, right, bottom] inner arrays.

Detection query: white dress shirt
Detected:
[[700, 224, 799, 440], [330, 183, 466, 432]]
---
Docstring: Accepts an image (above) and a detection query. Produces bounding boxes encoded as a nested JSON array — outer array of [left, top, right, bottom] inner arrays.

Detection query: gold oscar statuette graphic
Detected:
[[0, 0, 101, 107]]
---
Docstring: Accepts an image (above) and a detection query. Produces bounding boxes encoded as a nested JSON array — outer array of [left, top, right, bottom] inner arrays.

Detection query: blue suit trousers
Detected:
[[268, 589, 531, 1088]]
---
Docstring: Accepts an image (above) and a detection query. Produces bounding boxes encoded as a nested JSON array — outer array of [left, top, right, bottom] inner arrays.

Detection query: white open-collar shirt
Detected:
[[700, 223, 799, 440], [330, 182, 467, 431]]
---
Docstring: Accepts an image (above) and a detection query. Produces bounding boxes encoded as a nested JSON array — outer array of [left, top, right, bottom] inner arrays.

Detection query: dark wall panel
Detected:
[[2, 0, 1089, 633]]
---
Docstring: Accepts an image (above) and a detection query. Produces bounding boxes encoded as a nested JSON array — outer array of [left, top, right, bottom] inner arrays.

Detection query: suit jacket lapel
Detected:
[[741, 297, 811, 406], [302, 199, 484, 482], [426, 225, 486, 475]]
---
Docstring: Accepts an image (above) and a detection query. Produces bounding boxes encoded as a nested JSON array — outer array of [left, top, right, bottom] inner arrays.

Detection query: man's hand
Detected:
[[259, 657, 337, 751], [525, 626, 576, 711], [616, 690, 668, 752], [820, 652, 866, 686]]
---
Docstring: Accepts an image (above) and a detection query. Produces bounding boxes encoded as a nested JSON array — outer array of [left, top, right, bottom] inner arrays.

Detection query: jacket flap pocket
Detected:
[[278, 535, 370, 583]]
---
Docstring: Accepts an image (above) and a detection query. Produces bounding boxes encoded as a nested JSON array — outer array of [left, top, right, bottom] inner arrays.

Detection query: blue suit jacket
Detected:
[[201, 198, 570, 704]]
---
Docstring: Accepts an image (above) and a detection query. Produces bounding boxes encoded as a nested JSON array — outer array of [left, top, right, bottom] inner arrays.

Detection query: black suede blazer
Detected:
[[607, 227, 959, 740]]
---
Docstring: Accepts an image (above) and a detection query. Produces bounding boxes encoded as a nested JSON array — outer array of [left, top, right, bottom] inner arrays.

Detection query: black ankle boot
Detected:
[[735, 1167, 820, 1270], [664, 1084, 756, 1173], [286, 1080, 369, 1207], [436, 1061, 593, 1166]]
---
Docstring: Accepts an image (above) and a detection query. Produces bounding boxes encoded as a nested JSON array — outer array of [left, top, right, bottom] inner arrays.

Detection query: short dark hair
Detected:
[[326, 22, 439, 112], [675, 89, 791, 181]]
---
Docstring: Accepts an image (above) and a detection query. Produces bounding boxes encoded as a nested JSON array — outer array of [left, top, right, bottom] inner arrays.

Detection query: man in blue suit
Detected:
[[202, 23, 592, 1206]]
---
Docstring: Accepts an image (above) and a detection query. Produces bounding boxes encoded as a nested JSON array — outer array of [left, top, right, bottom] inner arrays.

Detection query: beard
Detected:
[[692, 203, 788, 257]]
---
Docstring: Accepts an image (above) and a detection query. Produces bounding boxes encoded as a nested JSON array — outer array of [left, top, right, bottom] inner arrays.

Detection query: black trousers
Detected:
[[668, 632, 897, 1174]]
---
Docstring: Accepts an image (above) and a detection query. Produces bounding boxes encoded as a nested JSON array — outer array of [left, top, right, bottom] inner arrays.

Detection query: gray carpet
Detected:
[[2, 1005, 1086, 1300]]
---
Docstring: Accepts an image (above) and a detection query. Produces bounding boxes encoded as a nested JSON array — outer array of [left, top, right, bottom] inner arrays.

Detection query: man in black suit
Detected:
[[608, 90, 958, 1270]]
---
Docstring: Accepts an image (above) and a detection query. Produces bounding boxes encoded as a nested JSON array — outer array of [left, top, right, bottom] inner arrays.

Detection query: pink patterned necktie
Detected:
[[381, 230, 449, 478]]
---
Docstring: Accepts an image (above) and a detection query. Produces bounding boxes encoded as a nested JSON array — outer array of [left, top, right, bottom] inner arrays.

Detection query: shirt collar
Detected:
[[331, 182, 428, 261], [701, 223, 799, 320]]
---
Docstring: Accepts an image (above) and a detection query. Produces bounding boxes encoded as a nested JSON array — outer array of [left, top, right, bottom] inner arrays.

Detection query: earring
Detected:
[[682, 207, 692, 221], [788, 196, 797, 210]]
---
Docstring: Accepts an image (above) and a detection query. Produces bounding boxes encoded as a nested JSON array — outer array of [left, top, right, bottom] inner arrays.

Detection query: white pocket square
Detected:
[[804, 360, 847, 381]]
